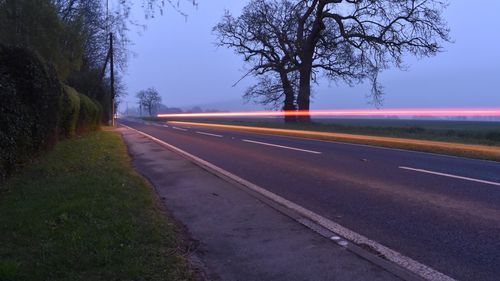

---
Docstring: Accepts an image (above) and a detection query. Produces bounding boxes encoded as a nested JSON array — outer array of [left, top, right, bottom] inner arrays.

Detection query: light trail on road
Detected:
[[167, 121, 500, 159], [157, 108, 500, 118]]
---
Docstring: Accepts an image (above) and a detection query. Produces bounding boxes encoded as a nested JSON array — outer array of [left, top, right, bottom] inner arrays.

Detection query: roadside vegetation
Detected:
[[0, 46, 102, 181], [0, 130, 194, 281], [0, 0, 124, 181]]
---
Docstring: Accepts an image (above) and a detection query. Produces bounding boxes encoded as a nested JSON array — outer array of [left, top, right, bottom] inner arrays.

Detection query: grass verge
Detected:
[[0, 130, 194, 281], [168, 121, 500, 161]]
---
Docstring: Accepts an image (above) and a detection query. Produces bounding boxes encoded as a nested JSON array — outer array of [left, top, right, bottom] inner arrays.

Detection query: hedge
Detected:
[[0, 45, 102, 181], [59, 85, 80, 138], [0, 45, 62, 152], [77, 92, 102, 134], [0, 45, 63, 181], [0, 67, 32, 180]]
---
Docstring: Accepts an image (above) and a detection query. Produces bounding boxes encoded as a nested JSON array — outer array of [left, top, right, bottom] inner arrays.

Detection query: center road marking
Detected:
[[242, 139, 322, 154], [196, 131, 223, 138], [399, 166, 500, 187], [172, 126, 188, 131]]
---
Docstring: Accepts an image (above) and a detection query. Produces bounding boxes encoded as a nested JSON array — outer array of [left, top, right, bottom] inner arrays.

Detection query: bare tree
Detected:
[[291, 0, 451, 121], [244, 72, 300, 110], [136, 88, 162, 116], [217, 0, 451, 123], [214, 0, 300, 123]]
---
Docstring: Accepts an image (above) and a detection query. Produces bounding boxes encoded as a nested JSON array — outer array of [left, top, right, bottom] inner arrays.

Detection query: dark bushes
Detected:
[[59, 85, 102, 137], [0, 45, 101, 181], [77, 92, 102, 134], [0, 68, 31, 180], [59, 85, 80, 138], [0, 45, 62, 180], [0, 45, 62, 151]]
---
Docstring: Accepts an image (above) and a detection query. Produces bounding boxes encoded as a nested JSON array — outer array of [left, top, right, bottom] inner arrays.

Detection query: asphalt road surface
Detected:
[[119, 119, 500, 281]]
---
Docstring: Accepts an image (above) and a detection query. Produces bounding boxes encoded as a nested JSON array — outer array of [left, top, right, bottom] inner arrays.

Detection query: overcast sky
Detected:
[[121, 1, 500, 112]]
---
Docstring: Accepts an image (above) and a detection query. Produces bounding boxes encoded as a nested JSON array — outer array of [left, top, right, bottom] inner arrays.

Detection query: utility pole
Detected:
[[109, 32, 115, 126], [105, 0, 116, 127]]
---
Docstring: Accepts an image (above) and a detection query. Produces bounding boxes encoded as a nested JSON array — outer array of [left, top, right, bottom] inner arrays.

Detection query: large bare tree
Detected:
[[217, 0, 451, 123], [214, 0, 300, 122], [292, 0, 451, 121]]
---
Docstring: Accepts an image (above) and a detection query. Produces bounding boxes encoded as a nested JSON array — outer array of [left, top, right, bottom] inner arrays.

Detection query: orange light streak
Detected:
[[168, 121, 500, 157], [157, 108, 500, 118]]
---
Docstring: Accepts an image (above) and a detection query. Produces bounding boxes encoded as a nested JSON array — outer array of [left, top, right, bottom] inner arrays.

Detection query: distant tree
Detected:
[[136, 88, 162, 116], [187, 106, 203, 113], [158, 104, 183, 114]]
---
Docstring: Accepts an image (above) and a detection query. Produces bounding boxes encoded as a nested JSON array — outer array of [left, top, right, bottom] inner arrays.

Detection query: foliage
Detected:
[[0, 45, 103, 181], [0, 0, 84, 79], [77, 92, 102, 134], [0, 45, 63, 181], [0, 46, 62, 150], [59, 85, 81, 138], [0, 0, 130, 125], [0, 131, 195, 280], [0, 65, 31, 181]]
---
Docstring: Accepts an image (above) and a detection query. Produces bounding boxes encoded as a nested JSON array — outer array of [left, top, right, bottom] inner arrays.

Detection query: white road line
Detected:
[[196, 131, 223, 138], [399, 166, 500, 187], [242, 139, 322, 154], [172, 126, 188, 131], [120, 124, 455, 281], [162, 125, 169, 128]]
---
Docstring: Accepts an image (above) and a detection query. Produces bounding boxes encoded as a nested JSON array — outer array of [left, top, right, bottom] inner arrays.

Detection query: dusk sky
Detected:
[[121, 1, 500, 112]]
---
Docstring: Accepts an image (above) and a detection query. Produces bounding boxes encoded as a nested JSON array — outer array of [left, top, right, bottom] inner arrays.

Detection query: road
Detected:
[[119, 119, 500, 281]]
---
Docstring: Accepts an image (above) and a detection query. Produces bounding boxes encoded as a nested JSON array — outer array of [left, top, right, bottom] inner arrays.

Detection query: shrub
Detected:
[[77, 93, 101, 134], [93, 100, 103, 129], [0, 45, 62, 180], [59, 85, 80, 138], [0, 69, 31, 181], [0, 45, 62, 152]]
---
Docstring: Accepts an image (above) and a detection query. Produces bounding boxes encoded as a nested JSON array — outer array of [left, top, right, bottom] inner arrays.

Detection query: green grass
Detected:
[[146, 117, 500, 146], [0, 130, 194, 281]]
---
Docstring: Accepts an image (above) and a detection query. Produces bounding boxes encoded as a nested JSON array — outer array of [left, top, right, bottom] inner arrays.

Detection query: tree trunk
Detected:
[[297, 58, 312, 123], [280, 72, 297, 123]]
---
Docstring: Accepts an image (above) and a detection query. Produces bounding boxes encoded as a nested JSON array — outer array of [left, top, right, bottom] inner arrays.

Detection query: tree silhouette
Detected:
[[136, 88, 162, 116]]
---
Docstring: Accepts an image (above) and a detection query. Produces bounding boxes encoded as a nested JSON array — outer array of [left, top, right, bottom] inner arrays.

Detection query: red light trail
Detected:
[[157, 108, 500, 118]]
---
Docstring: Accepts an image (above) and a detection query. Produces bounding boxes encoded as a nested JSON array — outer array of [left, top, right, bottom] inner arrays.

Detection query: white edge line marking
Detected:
[[242, 139, 322, 154], [399, 166, 500, 187], [196, 131, 223, 138], [172, 126, 187, 131], [121, 124, 455, 281]]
